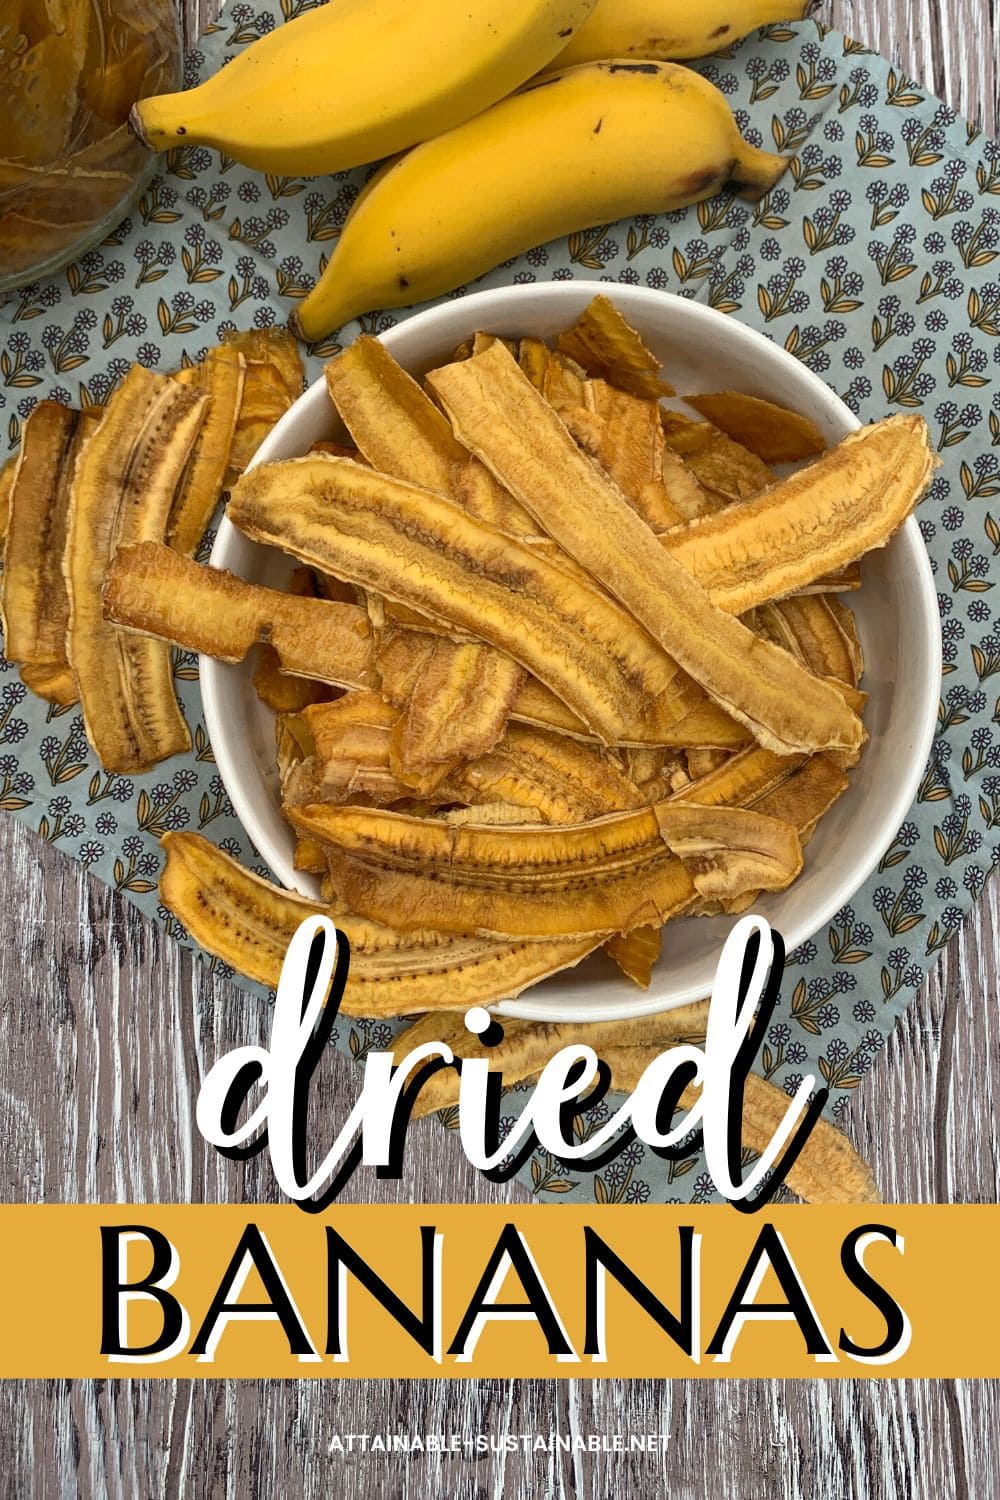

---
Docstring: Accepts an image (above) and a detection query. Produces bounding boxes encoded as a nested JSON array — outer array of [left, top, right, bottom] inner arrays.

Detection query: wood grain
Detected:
[[1, 2, 998, 1497]]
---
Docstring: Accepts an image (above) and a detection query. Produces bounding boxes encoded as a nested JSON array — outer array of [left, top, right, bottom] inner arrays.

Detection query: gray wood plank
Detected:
[[1, 2, 998, 1498]]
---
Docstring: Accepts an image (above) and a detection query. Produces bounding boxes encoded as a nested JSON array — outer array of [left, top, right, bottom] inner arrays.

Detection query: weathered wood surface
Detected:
[[0, 2, 998, 1497]]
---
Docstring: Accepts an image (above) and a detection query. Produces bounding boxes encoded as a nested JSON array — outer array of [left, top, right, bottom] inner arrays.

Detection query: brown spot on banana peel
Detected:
[[686, 166, 729, 198]]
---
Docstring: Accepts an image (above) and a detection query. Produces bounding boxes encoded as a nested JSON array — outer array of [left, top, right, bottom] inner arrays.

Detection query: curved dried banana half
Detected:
[[65, 366, 207, 772], [292, 800, 802, 939], [228, 454, 689, 746], [159, 831, 600, 1014], [662, 413, 936, 613]]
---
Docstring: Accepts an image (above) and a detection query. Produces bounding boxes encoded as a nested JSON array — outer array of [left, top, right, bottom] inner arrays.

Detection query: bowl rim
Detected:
[[202, 282, 942, 1020]]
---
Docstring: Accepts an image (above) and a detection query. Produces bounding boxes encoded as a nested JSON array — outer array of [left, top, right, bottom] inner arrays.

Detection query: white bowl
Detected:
[[202, 283, 940, 1022]]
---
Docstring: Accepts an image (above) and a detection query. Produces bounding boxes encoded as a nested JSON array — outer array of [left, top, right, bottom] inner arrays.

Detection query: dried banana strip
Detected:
[[403, 1002, 712, 1119], [228, 456, 689, 747], [299, 691, 399, 761], [623, 746, 691, 805], [311, 440, 362, 459], [294, 835, 328, 874], [159, 831, 599, 1014], [442, 802, 546, 826], [289, 694, 465, 807], [593, 1053, 880, 1204], [660, 447, 714, 521], [826, 596, 865, 685], [687, 391, 827, 464], [103, 541, 377, 690], [677, 748, 846, 915], [685, 747, 730, 781], [275, 714, 308, 795], [19, 663, 77, 704], [519, 337, 588, 409], [287, 751, 445, 813], [655, 801, 803, 901], [428, 342, 863, 758], [65, 368, 207, 772], [625, 746, 687, 790], [0, 454, 17, 542], [223, 327, 303, 479], [604, 925, 662, 989], [751, 753, 850, 843], [104, 543, 379, 687], [657, 696, 749, 750], [1, 401, 97, 706], [662, 414, 936, 614], [253, 647, 332, 714], [387, 718, 461, 796], [392, 639, 525, 778], [326, 334, 469, 494], [556, 295, 675, 400], [377, 625, 739, 751], [169, 344, 245, 556], [660, 409, 772, 502], [299, 700, 642, 822], [326, 335, 537, 536], [673, 744, 807, 810], [252, 565, 337, 714], [801, 564, 861, 596], [754, 595, 860, 688], [560, 380, 684, 531], [460, 723, 644, 823], [293, 799, 801, 939]]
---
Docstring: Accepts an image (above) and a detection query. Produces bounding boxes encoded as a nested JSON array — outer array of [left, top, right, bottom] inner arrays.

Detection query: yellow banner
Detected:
[[0, 1204, 994, 1378]]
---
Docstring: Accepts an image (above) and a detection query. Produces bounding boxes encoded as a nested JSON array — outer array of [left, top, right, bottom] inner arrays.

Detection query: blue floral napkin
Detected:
[[1, 4, 997, 1203]]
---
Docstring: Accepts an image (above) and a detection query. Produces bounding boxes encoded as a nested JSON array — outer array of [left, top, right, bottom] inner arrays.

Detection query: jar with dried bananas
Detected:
[[0, 0, 181, 294]]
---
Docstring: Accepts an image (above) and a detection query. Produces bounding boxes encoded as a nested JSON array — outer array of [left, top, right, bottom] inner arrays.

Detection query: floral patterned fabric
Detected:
[[1, 4, 997, 1204]]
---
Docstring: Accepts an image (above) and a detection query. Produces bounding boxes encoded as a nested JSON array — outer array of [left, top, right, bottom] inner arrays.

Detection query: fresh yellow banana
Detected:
[[546, 0, 810, 70], [129, 0, 598, 174], [291, 60, 786, 343]]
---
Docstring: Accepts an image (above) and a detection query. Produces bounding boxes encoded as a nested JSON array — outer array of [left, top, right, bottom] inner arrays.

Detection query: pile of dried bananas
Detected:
[[0, 297, 938, 1199], [104, 294, 932, 999], [1, 297, 936, 1016]]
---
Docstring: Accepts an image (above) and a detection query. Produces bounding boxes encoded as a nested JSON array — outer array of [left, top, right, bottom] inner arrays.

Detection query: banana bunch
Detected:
[[130, 0, 599, 173], [291, 61, 785, 342], [132, 0, 804, 340]]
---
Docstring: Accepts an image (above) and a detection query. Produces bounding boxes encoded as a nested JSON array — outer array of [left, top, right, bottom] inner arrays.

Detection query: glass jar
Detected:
[[0, 0, 181, 294]]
